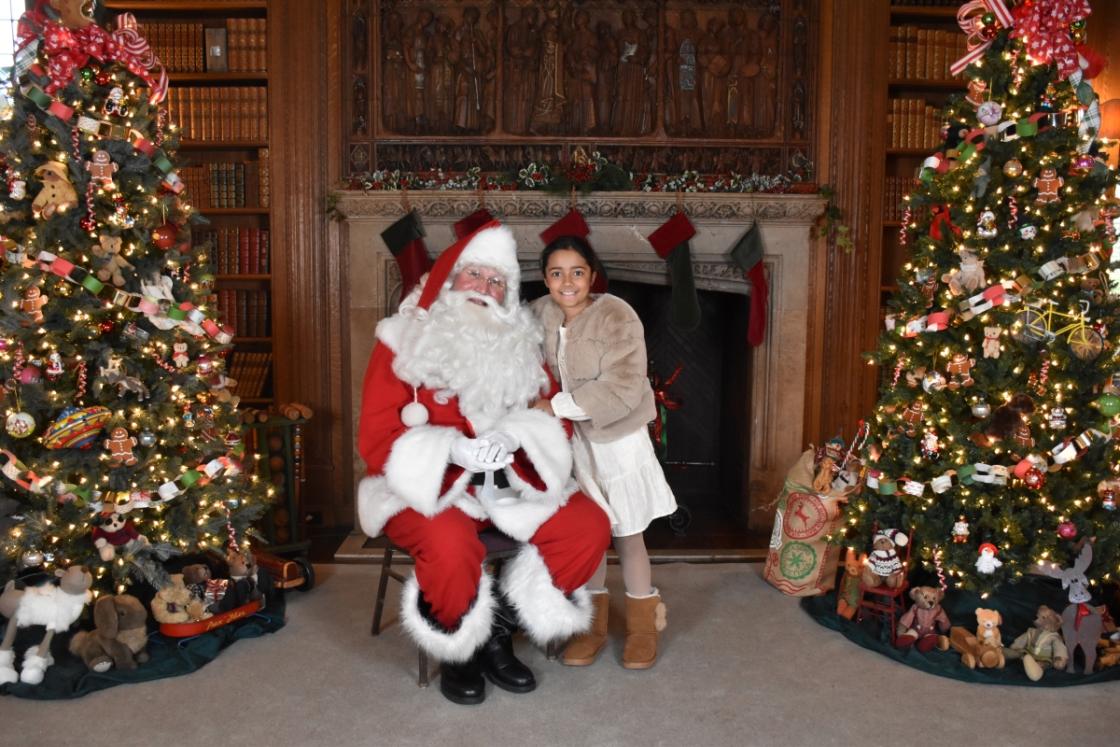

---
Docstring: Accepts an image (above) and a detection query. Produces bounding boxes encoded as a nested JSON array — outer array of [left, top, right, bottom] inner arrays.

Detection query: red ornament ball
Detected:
[[152, 223, 178, 250], [1023, 467, 1046, 490], [95, 71, 111, 86], [1057, 521, 1078, 540], [99, 319, 114, 334], [79, 215, 97, 232]]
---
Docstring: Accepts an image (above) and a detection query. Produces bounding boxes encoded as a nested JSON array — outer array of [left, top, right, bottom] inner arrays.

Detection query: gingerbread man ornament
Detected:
[[49, 0, 94, 29], [20, 286, 48, 323], [1034, 167, 1063, 204], [85, 150, 119, 190], [105, 427, 139, 467]]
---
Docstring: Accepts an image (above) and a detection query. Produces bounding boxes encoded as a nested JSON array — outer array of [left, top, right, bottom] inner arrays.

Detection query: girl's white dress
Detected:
[[553, 326, 678, 537]]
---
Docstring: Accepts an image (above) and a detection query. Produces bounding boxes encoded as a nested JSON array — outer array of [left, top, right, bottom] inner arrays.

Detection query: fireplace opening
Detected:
[[522, 278, 754, 550]]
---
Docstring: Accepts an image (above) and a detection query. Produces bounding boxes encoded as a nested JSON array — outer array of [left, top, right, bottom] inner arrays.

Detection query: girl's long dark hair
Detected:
[[540, 235, 602, 278]]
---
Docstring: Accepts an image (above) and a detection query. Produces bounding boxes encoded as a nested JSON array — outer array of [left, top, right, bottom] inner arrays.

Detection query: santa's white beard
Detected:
[[392, 290, 548, 430]]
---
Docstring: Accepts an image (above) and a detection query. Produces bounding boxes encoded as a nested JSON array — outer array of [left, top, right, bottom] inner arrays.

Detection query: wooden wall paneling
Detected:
[[809, 0, 888, 445], [269, 0, 350, 527]]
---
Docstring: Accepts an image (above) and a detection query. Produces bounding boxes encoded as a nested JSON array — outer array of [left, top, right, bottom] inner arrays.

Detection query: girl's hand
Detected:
[[531, 397, 555, 416]]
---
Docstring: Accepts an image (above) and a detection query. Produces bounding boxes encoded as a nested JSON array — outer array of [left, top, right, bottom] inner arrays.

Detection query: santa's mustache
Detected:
[[444, 289, 515, 323]]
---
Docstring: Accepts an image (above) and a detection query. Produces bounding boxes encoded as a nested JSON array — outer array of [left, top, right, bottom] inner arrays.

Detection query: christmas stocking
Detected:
[[380, 209, 431, 297], [453, 207, 495, 239], [646, 212, 701, 331], [730, 223, 768, 347], [540, 207, 607, 292]]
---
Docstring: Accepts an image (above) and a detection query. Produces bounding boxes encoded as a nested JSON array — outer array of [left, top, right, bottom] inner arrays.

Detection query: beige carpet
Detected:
[[2, 562, 1118, 747]]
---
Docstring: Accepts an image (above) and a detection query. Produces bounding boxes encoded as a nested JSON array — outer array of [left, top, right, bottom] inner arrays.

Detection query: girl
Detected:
[[531, 236, 677, 669]]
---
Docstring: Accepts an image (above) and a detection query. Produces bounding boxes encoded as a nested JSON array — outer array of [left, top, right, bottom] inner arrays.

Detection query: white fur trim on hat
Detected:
[[399, 568, 495, 663], [875, 528, 908, 547], [499, 544, 592, 646], [454, 224, 520, 280]]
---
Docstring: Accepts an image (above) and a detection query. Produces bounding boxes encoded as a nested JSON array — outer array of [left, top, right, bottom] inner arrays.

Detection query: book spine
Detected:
[[259, 229, 270, 273]]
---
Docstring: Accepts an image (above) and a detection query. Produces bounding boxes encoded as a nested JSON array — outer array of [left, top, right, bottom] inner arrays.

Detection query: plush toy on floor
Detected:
[[1004, 605, 1068, 681], [1034, 540, 1102, 673], [69, 594, 150, 673], [0, 565, 93, 684], [949, 607, 1005, 669], [895, 585, 951, 652], [151, 573, 210, 624]]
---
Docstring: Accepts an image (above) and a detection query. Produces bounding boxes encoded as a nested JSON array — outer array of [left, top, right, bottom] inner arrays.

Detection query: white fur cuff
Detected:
[[399, 568, 495, 664], [500, 545, 592, 646], [497, 408, 572, 503], [384, 425, 470, 514]]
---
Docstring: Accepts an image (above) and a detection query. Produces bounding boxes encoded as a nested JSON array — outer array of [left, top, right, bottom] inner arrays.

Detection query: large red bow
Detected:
[[1012, 0, 1092, 78], [18, 10, 167, 104]]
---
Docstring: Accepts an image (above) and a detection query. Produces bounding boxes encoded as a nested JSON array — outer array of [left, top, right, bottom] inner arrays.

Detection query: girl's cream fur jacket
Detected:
[[531, 294, 656, 443]]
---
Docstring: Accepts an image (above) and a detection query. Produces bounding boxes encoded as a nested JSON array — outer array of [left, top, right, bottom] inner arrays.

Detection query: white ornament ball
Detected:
[[977, 100, 1003, 126], [922, 370, 947, 393], [1020, 225, 1038, 240], [972, 401, 991, 418], [400, 401, 429, 427], [6, 411, 35, 438]]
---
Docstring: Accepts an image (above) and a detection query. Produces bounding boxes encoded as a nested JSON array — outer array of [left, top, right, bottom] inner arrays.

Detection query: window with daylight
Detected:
[[0, 1, 26, 73]]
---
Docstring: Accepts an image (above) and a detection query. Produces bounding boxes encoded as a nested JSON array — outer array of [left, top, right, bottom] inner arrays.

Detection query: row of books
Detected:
[[217, 289, 270, 338], [139, 19, 267, 73], [228, 351, 272, 399], [181, 160, 268, 208], [888, 98, 942, 150], [883, 176, 911, 223], [199, 227, 271, 275], [888, 27, 970, 82], [167, 86, 268, 142]]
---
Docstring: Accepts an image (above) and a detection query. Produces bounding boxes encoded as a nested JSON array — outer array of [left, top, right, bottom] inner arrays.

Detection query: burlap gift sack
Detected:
[[763, 449, 848, 597]]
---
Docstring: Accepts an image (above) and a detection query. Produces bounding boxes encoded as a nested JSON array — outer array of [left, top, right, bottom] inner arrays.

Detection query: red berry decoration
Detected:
[[1023, 467, 1046, 490], [152, 223, 178, 250], [1057, 521, 1078, 540], [79, 215, 96, 232]]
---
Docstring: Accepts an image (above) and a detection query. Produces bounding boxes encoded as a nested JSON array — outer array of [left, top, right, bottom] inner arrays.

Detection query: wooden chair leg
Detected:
[[371, 546, 394, 636], [418, 649, 430, 688]]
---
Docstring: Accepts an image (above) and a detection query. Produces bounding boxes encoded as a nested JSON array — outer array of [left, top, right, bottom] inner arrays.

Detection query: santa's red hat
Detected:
[[417, 220, 521, 310]]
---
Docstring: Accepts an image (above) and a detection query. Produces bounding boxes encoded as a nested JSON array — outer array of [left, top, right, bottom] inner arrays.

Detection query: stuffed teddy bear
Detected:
[[1004, 605, 1069, 681], [151, 573, 209, 624], [182, 563, 232, 614], [226, 550, 263, 608], [835, 548, 865, 620], [949, 607, 1005, 669], [92, 511, 150, 561], [895, 585, 951, 652], [92, 234, 135, 288], [861, 528, 908, 589], [69, 593, 149, 672]]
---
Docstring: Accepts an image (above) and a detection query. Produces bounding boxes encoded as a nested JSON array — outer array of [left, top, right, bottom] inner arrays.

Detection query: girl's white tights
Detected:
[[586, 532, 654, 597]]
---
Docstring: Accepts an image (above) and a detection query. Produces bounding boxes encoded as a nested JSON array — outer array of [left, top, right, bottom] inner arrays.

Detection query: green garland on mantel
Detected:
[[342, 149, 818, 196]]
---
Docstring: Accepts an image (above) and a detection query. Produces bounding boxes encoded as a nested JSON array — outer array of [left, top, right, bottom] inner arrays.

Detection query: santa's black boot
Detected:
[[480, 594, 536, 693], [439, 650, 486, 706]]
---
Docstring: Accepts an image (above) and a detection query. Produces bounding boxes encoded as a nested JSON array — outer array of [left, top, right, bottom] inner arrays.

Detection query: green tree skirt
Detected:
[[802, 576, 1120, 686]]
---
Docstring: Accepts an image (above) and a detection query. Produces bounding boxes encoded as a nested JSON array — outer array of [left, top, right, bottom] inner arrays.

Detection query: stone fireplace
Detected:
[[331, 190, 826, 557]]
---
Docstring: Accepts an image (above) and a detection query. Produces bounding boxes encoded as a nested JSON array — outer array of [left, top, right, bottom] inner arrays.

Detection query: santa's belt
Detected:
[[470, 471, 509, 489]]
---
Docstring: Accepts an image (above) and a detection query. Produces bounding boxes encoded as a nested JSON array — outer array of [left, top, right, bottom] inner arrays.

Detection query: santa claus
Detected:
[[357, 220, 611, 705]]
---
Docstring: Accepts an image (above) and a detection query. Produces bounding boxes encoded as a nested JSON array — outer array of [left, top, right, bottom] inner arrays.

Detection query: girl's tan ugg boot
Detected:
[[561, 591, 610, 666], [622, 590, 666, 669]]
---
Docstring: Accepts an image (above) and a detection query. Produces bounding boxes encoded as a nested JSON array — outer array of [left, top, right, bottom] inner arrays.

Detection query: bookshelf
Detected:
[[105, 1, 274, 404], [876, 2, 965, 304]]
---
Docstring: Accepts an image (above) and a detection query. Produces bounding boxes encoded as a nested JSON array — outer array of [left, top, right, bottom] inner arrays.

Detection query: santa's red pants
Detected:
[[384, 491, 610, 630]]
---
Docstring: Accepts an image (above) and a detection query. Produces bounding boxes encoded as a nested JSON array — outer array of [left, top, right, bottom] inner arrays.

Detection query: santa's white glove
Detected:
[[449, 436, 513, 472], [479, 430, 520, 455]]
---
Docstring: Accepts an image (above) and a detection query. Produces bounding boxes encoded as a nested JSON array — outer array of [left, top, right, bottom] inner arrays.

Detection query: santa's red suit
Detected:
[[357, 223, 611, 664]]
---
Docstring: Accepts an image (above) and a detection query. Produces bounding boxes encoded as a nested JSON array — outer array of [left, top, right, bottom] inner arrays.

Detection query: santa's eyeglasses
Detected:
[[460, 266, 507, 291]]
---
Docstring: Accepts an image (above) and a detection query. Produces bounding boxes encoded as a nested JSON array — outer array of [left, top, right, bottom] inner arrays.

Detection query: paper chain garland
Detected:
[[9, 246, 234, 345], [866, 426, 1108, 499]]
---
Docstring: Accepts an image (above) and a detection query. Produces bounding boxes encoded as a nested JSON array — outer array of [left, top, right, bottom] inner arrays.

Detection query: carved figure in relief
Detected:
[[455, 6, 492, 133], [426, 16, 457, 132], [665, 10, 704, 136], [381, 11, 408, 131], [403, 9, 433, 132], [594, 20, 618, 135], [754, 12, 780, 137], [504, 6, 538, 134], [613, 8, 651, 136], [699, 17, 729, 137], [565, 9, 597, 135], [529, 6, 565, 135]]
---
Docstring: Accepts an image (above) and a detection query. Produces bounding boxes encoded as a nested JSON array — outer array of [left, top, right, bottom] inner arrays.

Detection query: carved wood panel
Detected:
[[343, 0, 817, 180]]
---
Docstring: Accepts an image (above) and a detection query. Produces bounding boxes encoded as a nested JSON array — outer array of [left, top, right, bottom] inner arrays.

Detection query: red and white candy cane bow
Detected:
[[1012, 0, 1091, 79], [950, 0, 1016, 76]]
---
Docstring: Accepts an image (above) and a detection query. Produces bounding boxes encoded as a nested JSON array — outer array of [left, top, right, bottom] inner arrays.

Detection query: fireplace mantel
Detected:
[[333, 189, 826, 551]]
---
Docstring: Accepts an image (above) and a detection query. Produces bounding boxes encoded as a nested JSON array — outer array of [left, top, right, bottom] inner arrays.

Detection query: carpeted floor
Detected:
[[2, 562, 1119, 747]]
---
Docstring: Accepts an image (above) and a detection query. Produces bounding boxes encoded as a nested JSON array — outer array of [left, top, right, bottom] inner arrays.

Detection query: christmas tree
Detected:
[[848, 0, 1120, 594], [0, 2, 271, 594]]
